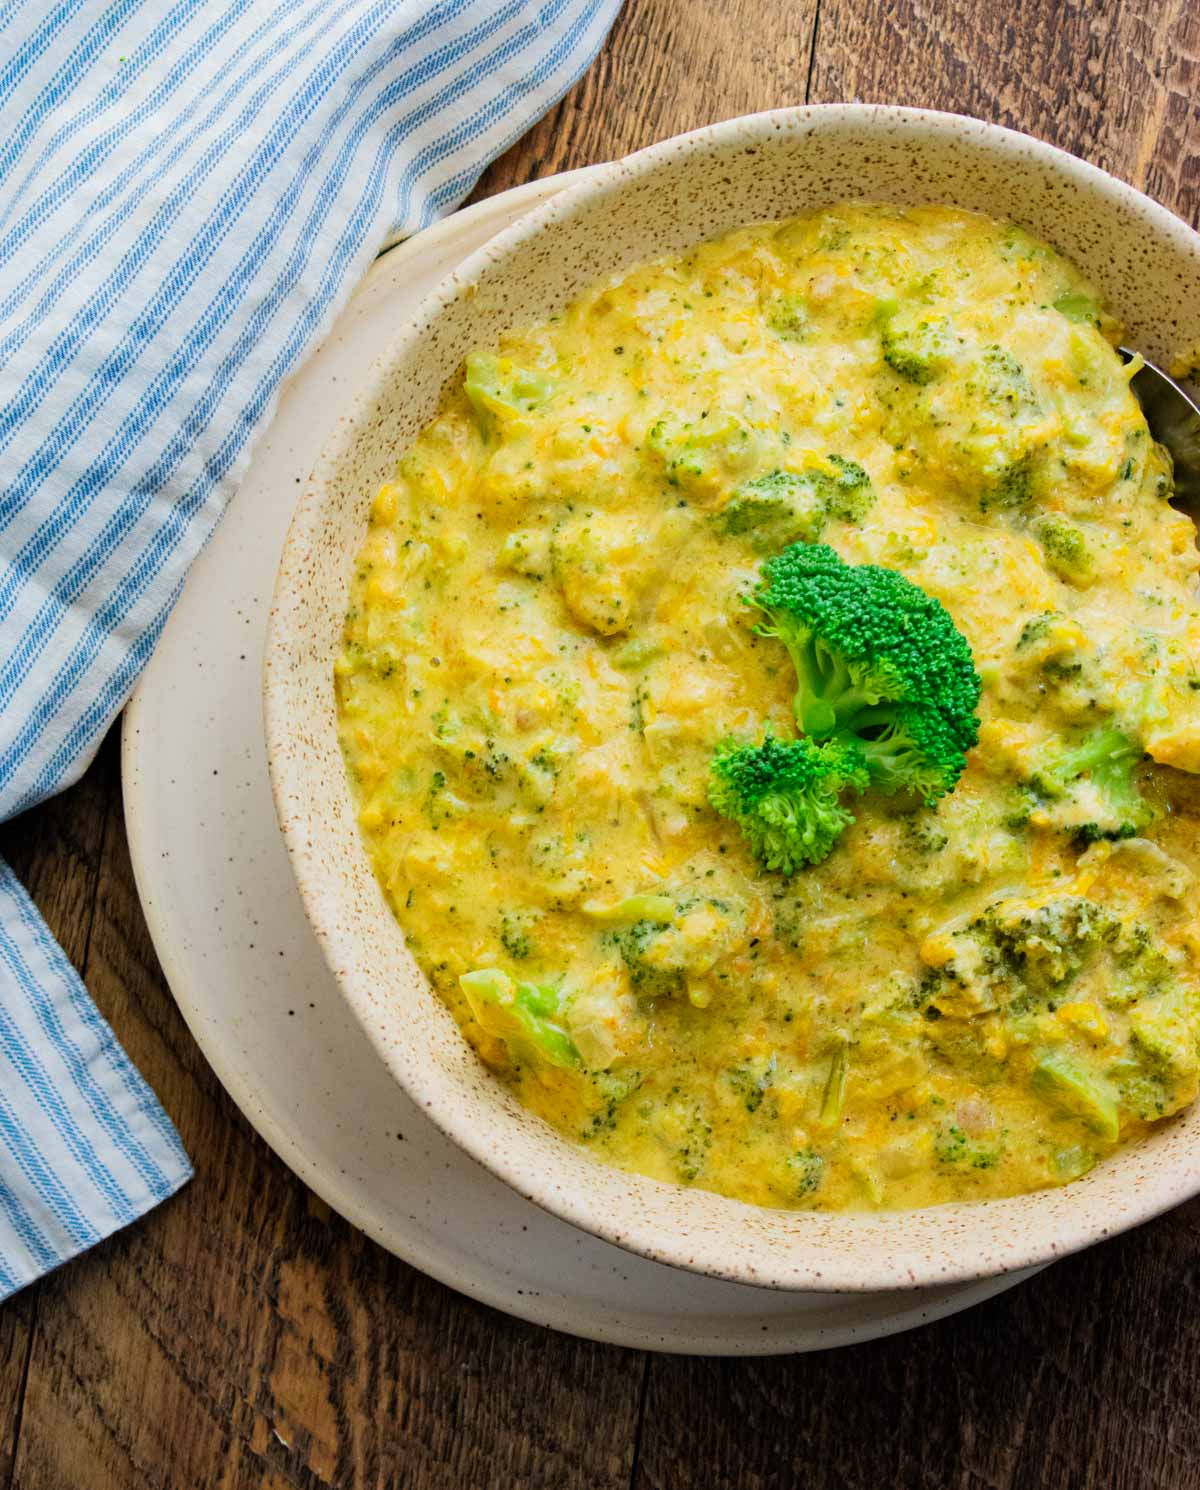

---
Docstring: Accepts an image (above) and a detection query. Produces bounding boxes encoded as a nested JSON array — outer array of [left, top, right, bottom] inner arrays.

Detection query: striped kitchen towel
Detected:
[[0, 0, 621, 1300]]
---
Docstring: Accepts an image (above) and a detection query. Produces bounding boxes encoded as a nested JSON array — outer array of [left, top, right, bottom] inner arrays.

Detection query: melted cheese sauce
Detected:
[[337, 205, 1200, 1211]]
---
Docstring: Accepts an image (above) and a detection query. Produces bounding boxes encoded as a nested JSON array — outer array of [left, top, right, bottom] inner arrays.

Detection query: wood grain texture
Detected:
[[467, 0, 817, 199], [634, 1201, 1200, 1490], [809, 0, 1200, 227], [4, 3, 1200, 1488], [0, 1292, 33, 1490]]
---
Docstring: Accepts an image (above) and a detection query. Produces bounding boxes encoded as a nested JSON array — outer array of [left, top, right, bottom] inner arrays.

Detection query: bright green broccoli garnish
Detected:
[[459, 969, 579, 1068], [1026, 727, 1153, 843], [751, 543, 981, 800], [708, 732, 868, 874]]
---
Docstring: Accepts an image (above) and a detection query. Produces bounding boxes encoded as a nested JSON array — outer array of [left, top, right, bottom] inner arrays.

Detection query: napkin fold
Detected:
[[0, 0, 621, 1299]]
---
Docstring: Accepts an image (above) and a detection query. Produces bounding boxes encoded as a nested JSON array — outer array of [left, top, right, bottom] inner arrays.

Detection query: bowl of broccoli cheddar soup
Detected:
[[266, 107, 1200, 1291]]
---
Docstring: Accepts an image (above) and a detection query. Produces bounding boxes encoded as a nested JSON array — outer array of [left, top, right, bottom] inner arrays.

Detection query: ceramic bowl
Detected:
[[265, 105, 1200, 1291]]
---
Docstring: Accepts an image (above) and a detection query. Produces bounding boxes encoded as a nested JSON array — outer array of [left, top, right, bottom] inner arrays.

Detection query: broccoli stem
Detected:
[[1056, 726, 1136, 781], [791, 637, 886, 739], [1029, 726, 1150, 841], [582, 894, 676, 924], [817, 1039, 849, 1128], [460, 968, 580, 1069], [1031, 1051, 1119, 1142]]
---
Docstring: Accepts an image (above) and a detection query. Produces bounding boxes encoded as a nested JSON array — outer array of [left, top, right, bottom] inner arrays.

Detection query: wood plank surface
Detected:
[[467, 0, 817, 201], [809, 0, 1200, 225], [634, 1201, 1200, 1490], [3, 3, 1200, 1488]]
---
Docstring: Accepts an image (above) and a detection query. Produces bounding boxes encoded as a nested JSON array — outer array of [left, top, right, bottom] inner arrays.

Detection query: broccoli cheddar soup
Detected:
[[336, 204, 1200, 1212]]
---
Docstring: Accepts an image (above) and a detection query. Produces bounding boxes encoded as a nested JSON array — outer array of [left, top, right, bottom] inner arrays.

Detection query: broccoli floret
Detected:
[[727, 1055, 777, 1113], [923, 893, 1121, 1015], [717, 469, 828, 548], [879, 309, 954, 385], [847, 706, 978, 803], [934, 1122, 1001, 1169], [499, 911, 536, 960], [716, 458, 875, 548], [767, 295, 810, 341], [459, 968, 580, 1069], [983, 451, 1037, 511], [1035, 515, 1095, 585], [822, 454, 875, 522], [989, 897, 1119, 991], [645, 411, 761, 496], [788, 1148, 825, 1198], [708, 732, 868, 874], [1025, 727, 1153, 842], [926, 891, 1188, 1024], [578, 1067, 643, 1138], [1018, 613, 1057, 649], [751, 543, 981, 800], [1112, 988, 1200, 1120], [979, 345, 1037, 412], [1017, 611, 1069, 650], [463, 352, 552, 435], [610, 896, 744, 999], [1111, 921, 1178, 1006], [1130, 991, 1200, 1084]]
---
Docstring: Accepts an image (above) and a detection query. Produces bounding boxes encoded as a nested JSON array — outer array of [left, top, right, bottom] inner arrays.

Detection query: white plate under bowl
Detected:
[[122, 171, 1036, 1354]]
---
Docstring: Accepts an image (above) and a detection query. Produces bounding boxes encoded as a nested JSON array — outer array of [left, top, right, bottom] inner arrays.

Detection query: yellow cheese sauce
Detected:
[[336, 205, 1200, 1212]]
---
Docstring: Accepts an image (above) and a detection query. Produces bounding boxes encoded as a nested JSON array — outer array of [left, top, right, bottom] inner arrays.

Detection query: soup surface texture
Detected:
[[337, 204, 1200, 1212]]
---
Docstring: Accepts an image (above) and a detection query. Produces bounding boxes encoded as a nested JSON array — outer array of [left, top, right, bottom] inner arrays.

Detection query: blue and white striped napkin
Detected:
[[0, 0, 621, 1300]]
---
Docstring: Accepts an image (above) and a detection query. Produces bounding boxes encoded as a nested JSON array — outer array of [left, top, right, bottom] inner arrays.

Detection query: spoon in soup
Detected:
[[1124, 350, 1200, 514]]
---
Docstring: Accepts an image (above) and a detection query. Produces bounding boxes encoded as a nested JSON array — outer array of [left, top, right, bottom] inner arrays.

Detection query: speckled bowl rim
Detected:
[[265, 104, 1200, 1293]]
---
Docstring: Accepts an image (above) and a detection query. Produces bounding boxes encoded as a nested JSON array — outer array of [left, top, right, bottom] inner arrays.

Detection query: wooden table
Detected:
[[3, 3, 1199, 1486]]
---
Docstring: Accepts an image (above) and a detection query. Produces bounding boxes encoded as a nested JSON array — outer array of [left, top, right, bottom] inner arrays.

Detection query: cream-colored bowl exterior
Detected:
[[265, 106, 1200, 1292]]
